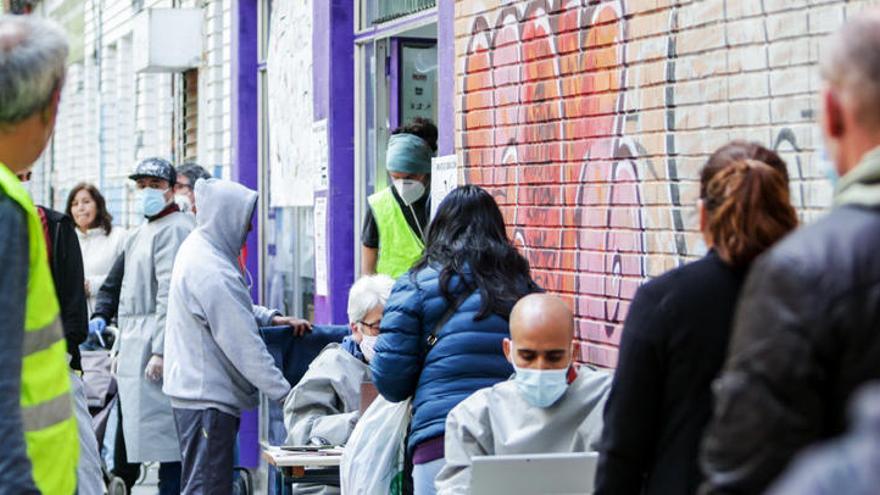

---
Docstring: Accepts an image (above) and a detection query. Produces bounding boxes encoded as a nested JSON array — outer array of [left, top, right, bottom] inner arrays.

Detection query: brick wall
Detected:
[[454, 0, 880, 367]]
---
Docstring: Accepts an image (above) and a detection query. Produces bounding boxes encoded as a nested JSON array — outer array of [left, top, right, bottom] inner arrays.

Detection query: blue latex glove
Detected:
[[88, 318, 107, 347]]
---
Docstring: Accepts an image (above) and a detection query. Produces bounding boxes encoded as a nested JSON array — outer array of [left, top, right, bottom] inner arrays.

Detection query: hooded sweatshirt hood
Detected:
[[194, 178, 257, 258]]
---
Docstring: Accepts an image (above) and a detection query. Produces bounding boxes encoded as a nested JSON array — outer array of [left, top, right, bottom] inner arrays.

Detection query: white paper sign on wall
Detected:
[[314, 196, 328, 296], [431, 154, 458, 219], [267, 0, 316, 207]]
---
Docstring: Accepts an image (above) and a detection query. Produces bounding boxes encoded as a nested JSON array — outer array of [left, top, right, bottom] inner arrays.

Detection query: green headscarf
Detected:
[[386, 133, 433, 175]]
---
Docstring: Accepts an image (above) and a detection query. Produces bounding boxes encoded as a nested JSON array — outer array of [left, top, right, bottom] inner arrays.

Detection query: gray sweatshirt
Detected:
[[163, 179, 290, 416], [0, 192, 39, 493]]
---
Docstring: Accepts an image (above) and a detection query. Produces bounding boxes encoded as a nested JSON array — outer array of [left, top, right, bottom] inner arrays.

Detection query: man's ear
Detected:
[[822, 88, 846, 139], [502, 338, 512, 364], [41, 87, 62, 125], [570, 339, 578, 361]]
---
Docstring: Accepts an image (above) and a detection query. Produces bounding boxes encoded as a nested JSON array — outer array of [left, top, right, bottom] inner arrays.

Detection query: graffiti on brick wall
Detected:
[[461, 0, 668, 365], [459, 0, 824, 365]]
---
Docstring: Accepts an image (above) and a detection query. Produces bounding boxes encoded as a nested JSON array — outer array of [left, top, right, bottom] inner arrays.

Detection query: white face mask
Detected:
[[393, 179, 425, 206], [174, 194, 193, 214], [360, 334, 378, 363]]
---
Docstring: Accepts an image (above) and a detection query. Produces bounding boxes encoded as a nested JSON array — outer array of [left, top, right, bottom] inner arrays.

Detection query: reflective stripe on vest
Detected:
[[0, 163, 78, 495], [368, 187, 425, 278]]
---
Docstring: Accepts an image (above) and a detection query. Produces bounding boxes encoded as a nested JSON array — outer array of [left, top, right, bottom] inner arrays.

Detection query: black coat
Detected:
[[39, 207, 88, 371], [700, 205, 880, 494], [595, 251, 746, 495]]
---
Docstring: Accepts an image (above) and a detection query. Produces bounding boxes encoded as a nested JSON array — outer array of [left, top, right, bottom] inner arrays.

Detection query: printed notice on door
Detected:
[[431, 155, 458, 219]]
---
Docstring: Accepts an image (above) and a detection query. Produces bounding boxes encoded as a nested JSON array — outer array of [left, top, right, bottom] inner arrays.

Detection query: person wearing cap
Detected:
[[361, 118, 437, 278], [89, 157, 194, 494]]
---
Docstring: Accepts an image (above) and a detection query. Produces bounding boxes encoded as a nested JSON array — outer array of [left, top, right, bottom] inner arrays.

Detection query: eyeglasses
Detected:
[[358, 320, 381, 331]]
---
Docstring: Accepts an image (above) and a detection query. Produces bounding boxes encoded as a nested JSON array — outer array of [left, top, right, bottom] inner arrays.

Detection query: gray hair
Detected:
[[177, 162, 212, 185], [820, 11, 880, 128], [347, 275, 395, 324], [0, 15, 68, 126]]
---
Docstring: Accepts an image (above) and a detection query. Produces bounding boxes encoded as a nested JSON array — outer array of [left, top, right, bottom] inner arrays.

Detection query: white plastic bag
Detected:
[[341, 396, 411, 494]]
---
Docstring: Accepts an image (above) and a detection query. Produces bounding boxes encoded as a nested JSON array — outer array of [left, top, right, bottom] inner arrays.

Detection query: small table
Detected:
[[262, 445, 344, 488]]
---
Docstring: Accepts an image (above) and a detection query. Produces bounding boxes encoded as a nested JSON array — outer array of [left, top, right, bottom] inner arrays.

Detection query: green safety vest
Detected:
[[368, 187, 425, 278], [0, 164, 78, 494]]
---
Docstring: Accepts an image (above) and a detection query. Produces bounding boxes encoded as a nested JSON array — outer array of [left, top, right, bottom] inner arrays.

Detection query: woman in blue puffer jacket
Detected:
[[371, 185, 541, 494]]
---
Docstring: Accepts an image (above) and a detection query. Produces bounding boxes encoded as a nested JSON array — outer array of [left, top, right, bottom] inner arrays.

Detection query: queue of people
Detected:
[[3, 9, 880, 495]]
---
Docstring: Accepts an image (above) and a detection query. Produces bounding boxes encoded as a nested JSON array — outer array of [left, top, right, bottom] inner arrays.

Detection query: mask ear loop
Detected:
[[244, 267, 255, 291], [408, 203, 426, 241]]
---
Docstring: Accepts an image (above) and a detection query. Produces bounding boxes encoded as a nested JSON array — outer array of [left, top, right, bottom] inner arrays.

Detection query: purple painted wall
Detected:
[[390, 37, 400, 131], [231, 0, 260, 469], [437, 0, 455, 155], [312, 0, 356, 324]]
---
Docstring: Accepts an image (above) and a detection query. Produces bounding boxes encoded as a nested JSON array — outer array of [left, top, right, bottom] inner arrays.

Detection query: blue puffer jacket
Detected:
[[371, 265, 522, 453]]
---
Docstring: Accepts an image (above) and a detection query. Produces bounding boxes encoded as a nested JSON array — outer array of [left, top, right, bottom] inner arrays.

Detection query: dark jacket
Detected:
[[766, 382, 880, 495], [595, 251, 746, 495], [699, 205, 880, 494], [39, 206, 88, 371], [371, 266, 531, 453]]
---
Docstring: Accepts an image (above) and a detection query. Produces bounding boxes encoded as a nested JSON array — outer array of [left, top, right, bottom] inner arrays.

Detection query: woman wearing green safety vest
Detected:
[[0, 14, 79, 494], [362, 118, 438, 278]]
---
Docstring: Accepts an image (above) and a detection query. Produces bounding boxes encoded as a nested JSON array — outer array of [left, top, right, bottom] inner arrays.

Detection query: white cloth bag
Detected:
[[341, 396, 412, 494]]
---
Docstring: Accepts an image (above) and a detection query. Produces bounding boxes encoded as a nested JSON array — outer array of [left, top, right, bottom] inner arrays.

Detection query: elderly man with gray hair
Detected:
[[283, 274, 395, 495], [174, 162, 211, 214], [699, 10, 880, 495], [0, 14, 85, 494]]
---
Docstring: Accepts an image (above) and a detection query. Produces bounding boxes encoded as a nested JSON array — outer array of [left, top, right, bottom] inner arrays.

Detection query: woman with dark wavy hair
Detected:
[[595, 142, 799, 495], [66, 182, 126, 313], [371, 185, 540, 494]]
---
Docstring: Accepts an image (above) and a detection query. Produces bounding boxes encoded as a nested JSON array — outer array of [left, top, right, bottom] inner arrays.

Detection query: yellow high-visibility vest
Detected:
[[0, 163, 78, 494], [368, 187, 425, 278]]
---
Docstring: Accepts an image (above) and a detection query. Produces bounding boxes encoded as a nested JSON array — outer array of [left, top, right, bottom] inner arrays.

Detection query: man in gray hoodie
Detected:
[[163, 178, 308, 494]]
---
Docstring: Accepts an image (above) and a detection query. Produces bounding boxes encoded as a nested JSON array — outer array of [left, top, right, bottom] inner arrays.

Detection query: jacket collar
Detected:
[[834, 145, 880, 208], [77, 227, 106, 239], [340, 336, 366, 363], [147, 202, 180, 222]]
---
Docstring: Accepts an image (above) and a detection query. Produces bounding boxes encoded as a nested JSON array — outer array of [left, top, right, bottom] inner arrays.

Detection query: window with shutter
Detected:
[[182, 68, 198, 163]]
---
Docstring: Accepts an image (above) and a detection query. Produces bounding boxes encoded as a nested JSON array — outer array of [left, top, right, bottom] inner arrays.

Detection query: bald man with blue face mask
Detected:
[[435, 294, 613, 494]]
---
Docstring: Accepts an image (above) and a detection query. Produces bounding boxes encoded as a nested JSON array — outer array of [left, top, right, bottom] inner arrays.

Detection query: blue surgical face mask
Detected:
[[818, 144, 839, 187], [511, 356, 570, 408], [140, 187, 169, 217]]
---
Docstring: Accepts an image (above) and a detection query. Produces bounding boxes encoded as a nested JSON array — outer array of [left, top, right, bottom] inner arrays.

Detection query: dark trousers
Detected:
[[114, 402, 181, 494], [173, 407, 240, 495], [113, 401, 140, 489], [158, 462, 182, 495]]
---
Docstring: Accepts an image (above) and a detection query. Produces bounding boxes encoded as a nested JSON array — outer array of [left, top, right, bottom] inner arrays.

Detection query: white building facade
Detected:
[[30, 0, 234, 227]]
